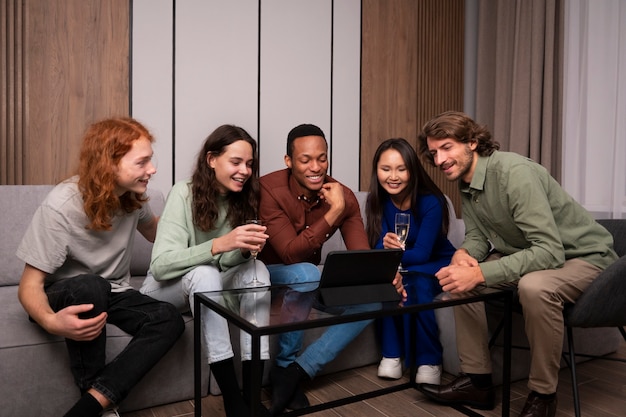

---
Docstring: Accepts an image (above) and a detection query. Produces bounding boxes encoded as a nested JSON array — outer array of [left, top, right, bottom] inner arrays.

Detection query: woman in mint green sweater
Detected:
[[141, 124, 270, 417]]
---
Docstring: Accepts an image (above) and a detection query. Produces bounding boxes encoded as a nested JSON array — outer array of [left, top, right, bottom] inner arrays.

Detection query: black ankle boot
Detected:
[[241, 360, 271, 416], [210, 358, 251, 417], [286, 385, 310, 410], [269, 362, 310, 415]]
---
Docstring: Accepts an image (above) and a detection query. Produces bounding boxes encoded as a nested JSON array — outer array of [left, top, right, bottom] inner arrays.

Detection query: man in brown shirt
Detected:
[[259, 124, 403, 415]]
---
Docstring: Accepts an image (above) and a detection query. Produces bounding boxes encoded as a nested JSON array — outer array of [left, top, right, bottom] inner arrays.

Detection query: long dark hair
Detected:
[[191, 124, 259, 231], [365, 138, 449, 248]]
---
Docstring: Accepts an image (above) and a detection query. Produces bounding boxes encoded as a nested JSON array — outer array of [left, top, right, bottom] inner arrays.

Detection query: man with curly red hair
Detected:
[[16, 117, 184, 417]]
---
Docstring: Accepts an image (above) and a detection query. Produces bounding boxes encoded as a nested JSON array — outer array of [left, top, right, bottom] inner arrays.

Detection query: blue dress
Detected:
[[375, 194, 456, 366]]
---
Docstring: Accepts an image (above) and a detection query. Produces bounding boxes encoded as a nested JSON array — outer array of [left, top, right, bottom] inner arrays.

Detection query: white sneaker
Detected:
[[416, 364, 442, 385], [101, 407, 121, 417], [377, 357, 402, 379]]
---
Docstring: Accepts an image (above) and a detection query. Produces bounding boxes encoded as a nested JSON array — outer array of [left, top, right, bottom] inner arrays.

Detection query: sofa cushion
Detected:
[[0, 185, 54, 286], [0, 285, 63, 349], [0, 285, 131, 352], [129, 190, 165, 276]]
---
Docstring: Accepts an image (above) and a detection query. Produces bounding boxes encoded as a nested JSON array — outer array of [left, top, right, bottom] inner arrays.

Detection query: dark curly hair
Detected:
[[191, 125, 259, 231], [417, 111, 500, 165]]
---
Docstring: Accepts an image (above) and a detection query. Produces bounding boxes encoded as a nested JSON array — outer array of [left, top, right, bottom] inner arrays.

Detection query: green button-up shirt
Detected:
[[459, 151, 617, 286]]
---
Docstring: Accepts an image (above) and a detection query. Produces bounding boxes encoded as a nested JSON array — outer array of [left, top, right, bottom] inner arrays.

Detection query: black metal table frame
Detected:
[[194, 286, 513, 417]]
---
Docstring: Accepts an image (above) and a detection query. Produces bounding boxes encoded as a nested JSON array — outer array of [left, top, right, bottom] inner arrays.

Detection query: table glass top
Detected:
[[195, 279, 510, 334]]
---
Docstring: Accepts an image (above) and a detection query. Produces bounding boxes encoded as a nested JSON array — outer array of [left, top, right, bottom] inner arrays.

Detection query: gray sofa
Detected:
[[0, 185, 208, 416], [1, 186, 622, 416]]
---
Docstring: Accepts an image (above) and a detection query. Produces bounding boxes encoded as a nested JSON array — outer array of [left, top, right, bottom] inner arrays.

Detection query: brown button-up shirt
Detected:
[[258, 169, 369, 266]]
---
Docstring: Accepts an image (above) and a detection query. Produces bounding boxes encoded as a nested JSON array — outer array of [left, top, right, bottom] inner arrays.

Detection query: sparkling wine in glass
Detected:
[[245, 219, 267, 287], [395, 213, 410, 272]]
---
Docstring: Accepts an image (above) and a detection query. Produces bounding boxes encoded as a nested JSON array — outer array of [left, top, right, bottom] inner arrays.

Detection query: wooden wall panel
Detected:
[[25, 0, 130, 184], [1, 0, 130, 185], [361, 0, 464, 215], [361, 0, 419, 189], [415, 0, 464, 214]]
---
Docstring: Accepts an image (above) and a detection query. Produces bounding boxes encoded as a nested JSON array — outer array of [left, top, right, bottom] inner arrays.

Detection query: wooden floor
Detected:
[[125, 340, 626, 417]]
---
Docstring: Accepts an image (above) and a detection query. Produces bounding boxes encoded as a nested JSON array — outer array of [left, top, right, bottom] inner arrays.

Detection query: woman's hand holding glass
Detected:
[[243, 219, 268, 287], [394, 212, 410, 273], [210, 222, 268, 256], [242, 219, 267, 258], [382, 232, 406, 250]]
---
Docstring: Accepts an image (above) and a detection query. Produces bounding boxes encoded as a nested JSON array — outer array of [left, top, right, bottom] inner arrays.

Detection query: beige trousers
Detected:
[[454, 257, 601, 394]]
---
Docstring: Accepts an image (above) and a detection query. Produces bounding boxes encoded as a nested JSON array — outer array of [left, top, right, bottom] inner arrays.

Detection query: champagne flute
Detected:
[[395, 213, 410, 272], [245, 219, 267, 287]]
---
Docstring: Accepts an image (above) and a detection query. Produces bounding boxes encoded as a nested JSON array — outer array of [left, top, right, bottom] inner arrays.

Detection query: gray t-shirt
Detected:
[[16, 176, 153, 292]]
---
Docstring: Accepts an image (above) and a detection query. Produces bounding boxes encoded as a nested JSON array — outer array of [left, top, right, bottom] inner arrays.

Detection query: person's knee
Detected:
[[184, 265, 222, 292], [518, 275, 555, 315], [518, 275, 542, 298], [73, 274, 111, 294], [411, 276, 440, 302], [287, 263, 320, 284], [155, 301, 185, 336], [70, 274, 111, 315]]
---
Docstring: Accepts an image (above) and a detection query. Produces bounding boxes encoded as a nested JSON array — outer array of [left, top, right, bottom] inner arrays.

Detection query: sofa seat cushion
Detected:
[[0, 285, 65, 349], [1, 282, 173, 353]]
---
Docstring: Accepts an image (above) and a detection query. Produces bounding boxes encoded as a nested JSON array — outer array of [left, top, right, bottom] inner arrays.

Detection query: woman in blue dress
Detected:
[[365, 138, 456, 384]]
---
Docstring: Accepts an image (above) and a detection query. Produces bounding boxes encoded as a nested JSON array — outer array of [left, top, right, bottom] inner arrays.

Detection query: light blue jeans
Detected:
[[267, 263, 375, 378], [140, 260, 270, 364]]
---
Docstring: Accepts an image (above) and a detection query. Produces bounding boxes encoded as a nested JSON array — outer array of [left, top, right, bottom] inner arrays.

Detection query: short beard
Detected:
[[446, 145, 474, 182]]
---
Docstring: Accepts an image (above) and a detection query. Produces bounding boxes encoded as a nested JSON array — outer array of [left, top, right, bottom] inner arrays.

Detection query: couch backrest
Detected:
[[0, 185, 55, 286], [0, 185, 165, 286], [130, 190, 165, 275]]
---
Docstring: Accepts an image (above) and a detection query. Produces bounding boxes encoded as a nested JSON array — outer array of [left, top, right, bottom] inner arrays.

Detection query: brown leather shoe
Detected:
[[518, 392, 557, 417], [417, 375, 495, 410]]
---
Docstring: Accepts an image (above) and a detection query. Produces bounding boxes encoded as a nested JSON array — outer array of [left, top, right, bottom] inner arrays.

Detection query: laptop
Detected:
[[317, 249, 404, 307]]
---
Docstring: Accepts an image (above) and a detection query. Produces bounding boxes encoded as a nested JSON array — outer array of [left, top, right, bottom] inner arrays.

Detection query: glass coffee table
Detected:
[[194, 280, 513, 417]]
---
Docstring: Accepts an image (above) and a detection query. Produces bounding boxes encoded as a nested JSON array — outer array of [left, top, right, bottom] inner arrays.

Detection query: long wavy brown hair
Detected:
[[365, 138, 449, 248], [191, 125, 259, 231], [77, 117, 153, 231]]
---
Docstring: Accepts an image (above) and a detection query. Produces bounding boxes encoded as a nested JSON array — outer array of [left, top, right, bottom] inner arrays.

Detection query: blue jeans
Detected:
[[44, 274, 184, 404], [267, 263, 375, 378]]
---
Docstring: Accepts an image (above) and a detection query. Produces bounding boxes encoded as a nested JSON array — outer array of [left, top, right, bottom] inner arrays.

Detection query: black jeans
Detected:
[[45, 274, 184, 404]]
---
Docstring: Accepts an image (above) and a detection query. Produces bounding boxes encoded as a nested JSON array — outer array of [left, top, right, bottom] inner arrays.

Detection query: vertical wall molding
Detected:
[[1, 0, 25, 184]]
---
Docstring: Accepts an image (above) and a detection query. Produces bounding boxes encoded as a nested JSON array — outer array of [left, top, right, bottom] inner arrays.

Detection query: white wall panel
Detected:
[[132, 0, 174, 196], [175, 0, 260, 182], [133, 0, 363, 195], [259, 0, 333, 175], [331, 0, 361, 190]]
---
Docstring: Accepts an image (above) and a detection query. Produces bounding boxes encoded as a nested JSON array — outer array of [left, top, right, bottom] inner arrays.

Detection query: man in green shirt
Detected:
[[415, 111, 617, 417]]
